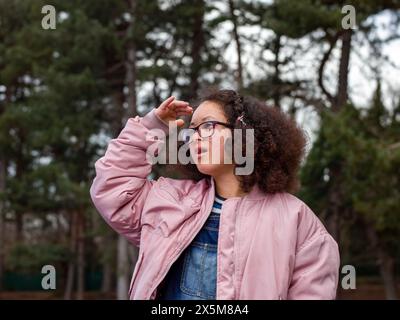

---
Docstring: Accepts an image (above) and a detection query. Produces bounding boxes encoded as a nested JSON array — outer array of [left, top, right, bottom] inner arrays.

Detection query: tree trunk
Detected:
[[128, 245, 139, 267], [228, 0, 243, 91], [335, 29, 352, 111], [116, 235, 129, 300], [272, 34, 282, 109], [0, 157, 6, 291], [366, 224, 398, 300], [101, 230, 114, 294], [325, 165, 342, 243], [101, 259, 112, 294], [64, 211, 78, 300], [186, 0, 205, 100], [76, 210, 85, 300], [124, 0, 138, 121], [125, 41, 137, 120], [378, 250, 398, 300], [320, 29, 353, 250], [113, 0, 139, 300]]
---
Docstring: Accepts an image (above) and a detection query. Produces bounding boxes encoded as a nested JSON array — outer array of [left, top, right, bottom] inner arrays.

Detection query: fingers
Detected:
[[158, 96, 193, 119], [174, 103, 193, 111], [159, 95, 192, 109], [175, 119, 185, 127], [168, 100, 190, 111], [175, 108, 193, 116], [175, 106, 193, 113], [159, 96, 175, 110], [173, 100, 189, 106]]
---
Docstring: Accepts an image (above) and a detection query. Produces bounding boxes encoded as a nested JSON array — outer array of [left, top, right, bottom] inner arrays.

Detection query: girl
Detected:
[[90, 89, 340, 300]]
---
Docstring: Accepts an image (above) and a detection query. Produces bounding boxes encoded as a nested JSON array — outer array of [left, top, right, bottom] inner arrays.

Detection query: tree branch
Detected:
[[318, 30, 343, 106]]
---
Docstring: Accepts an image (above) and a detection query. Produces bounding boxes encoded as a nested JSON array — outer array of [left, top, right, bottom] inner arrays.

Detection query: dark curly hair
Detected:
[[172, 89, 307, 194]]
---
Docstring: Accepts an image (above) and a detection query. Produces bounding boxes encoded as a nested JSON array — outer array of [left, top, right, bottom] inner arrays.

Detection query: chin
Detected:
[[195, 163, 221, 176]]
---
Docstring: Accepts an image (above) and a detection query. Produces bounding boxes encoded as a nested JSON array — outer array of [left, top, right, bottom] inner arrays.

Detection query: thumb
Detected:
[[175, 119, 185, 127]]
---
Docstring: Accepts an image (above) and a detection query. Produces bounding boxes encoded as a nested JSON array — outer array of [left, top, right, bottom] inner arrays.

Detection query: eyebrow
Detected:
[[190, 116, 215, 126]]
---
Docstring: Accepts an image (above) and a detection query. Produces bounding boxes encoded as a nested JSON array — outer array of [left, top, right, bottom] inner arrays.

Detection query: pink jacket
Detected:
[[90, 109, 340, 300]]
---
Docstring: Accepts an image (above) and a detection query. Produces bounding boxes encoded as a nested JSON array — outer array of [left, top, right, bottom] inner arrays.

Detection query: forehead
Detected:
[[190, 100, 226, 125]]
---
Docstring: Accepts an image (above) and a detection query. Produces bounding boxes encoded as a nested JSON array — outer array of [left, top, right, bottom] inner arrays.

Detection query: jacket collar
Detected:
[[208, 176, 266, 201]]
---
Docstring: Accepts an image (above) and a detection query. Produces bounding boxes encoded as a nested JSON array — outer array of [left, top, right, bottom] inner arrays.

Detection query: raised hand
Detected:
[[154, 96, 193, 127]]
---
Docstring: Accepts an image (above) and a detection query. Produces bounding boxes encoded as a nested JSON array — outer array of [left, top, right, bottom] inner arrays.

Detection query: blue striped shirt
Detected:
[[205, 193, 225, 245], [212, 194, 225, 214]]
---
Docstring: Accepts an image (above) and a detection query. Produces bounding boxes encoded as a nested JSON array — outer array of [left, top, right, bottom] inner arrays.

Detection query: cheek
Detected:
[[188, 131, 233, 166], [209, 132, 232, 163], [188, 143, 196, 156]]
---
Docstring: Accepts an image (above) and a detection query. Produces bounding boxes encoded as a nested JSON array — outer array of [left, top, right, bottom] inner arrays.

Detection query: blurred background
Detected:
[[0, 0, 399, 300]]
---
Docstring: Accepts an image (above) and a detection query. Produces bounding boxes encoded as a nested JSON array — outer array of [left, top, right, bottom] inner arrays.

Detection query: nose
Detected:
[[192, 130, 201, 142]]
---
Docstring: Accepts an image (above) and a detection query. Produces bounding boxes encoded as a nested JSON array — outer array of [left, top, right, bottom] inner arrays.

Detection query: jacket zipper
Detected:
[[147, 198, 216, 300]]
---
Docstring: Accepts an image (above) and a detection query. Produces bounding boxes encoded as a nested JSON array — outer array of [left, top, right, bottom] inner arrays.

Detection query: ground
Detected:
[[0, 278, 398, 300]]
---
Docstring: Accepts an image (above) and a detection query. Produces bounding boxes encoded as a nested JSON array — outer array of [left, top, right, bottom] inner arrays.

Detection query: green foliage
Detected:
[[300, 83, 400, 257], [249, 0, 397, 38], [7, 243, 69, 274]]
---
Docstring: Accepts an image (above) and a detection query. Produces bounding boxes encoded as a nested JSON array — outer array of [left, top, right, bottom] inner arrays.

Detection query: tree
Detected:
[[0, 0, 116, 298], [300, 82, 400, 299]]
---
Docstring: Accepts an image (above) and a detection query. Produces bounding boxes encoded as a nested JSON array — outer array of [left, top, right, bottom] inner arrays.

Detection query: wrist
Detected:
[[141, 108, 170, 135], [154, 110, 169, 126]]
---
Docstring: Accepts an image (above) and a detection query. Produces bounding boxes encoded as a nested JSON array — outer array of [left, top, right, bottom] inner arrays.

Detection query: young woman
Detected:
[[90, 89, 340, 300]]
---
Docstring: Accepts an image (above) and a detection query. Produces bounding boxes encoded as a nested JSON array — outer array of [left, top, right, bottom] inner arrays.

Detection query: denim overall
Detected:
[[158, 194, 225, 300]]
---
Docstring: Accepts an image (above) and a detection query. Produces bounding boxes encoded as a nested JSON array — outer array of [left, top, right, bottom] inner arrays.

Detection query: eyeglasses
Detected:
[[181, 120, 234, 144]]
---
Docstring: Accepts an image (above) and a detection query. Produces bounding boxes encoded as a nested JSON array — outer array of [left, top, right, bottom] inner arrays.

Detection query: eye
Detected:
[[202, 122, 214, 130]]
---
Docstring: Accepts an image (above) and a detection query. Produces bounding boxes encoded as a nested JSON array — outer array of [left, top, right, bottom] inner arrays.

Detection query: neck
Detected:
[[213, 170, 248, 198]]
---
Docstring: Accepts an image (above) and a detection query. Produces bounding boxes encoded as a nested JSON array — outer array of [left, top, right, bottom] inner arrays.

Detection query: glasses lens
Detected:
[[199, 122, 214, 138]]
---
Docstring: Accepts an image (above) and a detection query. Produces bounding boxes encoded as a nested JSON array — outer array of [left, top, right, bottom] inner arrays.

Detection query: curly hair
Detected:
[[174, 89, 307, 194]]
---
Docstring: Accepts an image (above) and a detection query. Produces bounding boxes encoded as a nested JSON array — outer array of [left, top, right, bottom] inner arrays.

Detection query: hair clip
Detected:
[[237, 113, 246, 126]]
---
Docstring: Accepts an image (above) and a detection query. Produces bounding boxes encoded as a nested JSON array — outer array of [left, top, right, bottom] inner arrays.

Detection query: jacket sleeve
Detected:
[[287, 205, 341, 300], [89, 109, 169, 247]]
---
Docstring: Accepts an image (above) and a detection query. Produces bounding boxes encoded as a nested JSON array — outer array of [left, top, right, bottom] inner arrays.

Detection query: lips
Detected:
[[199, 147, 207, 154], [195, 144, 207, 156]]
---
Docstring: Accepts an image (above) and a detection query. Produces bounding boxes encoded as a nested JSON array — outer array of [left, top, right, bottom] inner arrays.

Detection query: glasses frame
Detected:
[[181, 120, 234, 144]]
